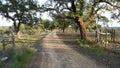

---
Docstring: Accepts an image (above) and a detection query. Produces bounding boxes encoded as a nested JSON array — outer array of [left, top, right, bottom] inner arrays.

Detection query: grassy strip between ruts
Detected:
[[76, 38, 120, 68]]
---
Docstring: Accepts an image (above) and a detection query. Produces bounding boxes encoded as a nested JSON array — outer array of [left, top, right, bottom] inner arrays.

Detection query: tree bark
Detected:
[[17, 22, 21, 38], [79, 23, 87, 40], [75, 17, 87, 40]]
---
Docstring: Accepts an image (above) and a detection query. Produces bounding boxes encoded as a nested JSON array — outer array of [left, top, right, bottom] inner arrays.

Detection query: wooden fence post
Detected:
[[113, 29, 115, 42], [2, 34, 6, 57], [11, 32, 15, 52]]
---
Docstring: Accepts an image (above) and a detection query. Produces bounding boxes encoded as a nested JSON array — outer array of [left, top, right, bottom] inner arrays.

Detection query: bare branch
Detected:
[[101, 0, 120, 8], [40, 7, 55, 12]]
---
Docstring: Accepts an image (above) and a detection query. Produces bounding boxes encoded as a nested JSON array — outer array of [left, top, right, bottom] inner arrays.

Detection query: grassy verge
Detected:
[[15, 35, 42, 43], [9, 32, 49, 68], [0, 32, 49, 68], [9, 34, 43, 68], [0, 61, 3, 68], [77, 38, 116, 56], [76, 38, 120, 68], [0, 35, 40, 68], [9, 45, 33, 68], [0, 46, 34, 68]]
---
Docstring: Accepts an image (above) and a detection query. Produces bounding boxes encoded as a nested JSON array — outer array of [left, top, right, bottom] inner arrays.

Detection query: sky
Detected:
[[0, 0, 120, 27], [0, 16, 13, 26], [98, 10, 120, 27]]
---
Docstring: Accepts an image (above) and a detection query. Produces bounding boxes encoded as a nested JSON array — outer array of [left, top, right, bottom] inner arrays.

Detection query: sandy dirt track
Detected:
[[26, 31, 106, 68]]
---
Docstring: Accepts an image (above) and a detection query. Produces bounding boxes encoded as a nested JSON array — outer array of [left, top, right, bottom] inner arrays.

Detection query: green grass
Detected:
[[76, 38, 118, 56], [15, 34, 45, 43], [10, 46, 33, 68], [0, 61, 3, 68]]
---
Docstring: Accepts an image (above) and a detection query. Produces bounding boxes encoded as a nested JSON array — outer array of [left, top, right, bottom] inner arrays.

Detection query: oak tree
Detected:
[[42, 0, 120, 40], [0, 0, 39, 37]]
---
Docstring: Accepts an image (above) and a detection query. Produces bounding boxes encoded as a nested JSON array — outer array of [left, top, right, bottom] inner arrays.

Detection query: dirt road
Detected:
[[26, 31, 106, 68]]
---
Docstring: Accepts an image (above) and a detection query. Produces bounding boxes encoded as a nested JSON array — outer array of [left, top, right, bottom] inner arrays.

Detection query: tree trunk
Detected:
[[75, 26, 78, 32], [62, 28, 65, 33], [13, 21, 21, 38], [62, 26, 65, 33], [13, 21, 17, 33], [62, 23, 66, 33], [79, 23, 87, 40], [75, 17, 87, 40], [11, 32, 15, 53]]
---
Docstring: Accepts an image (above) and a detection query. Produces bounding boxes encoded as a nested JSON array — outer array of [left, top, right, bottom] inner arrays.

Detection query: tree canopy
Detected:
[[0, 0, 120, 39], [41, 0, 120, 40], [0, 0, 39, 36]]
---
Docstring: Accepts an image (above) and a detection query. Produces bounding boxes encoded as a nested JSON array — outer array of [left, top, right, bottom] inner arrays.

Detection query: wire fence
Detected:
[[87, 29, 120, 50]]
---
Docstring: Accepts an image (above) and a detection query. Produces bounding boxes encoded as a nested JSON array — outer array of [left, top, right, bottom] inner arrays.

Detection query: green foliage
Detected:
[[92, 24, 102, 30], [0, 0, 39, 34], [45, 0, 120, 29], [44, 20, 50, 29], [20, 23, 41, 35], [39, 19, 55, 31]]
